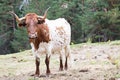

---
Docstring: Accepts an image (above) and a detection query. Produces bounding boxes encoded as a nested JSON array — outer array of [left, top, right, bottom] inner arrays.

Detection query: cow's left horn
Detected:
[[43, 7, 51, 19]]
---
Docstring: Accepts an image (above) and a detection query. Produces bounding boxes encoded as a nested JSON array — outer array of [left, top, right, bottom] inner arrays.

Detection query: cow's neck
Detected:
[[38, 24, 50, 43], [29, 24, 50, 50]]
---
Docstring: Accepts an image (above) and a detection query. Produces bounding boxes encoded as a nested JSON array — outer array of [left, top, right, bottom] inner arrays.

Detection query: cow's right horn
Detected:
[[9, 11, 25, 23]]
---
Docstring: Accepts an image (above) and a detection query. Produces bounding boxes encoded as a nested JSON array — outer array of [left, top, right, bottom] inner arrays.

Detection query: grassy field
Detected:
[[1, 40, 120, 80]]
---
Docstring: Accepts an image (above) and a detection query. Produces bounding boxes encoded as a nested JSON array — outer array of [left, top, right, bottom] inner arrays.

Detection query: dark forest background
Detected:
[[0, 0, 120, 54]]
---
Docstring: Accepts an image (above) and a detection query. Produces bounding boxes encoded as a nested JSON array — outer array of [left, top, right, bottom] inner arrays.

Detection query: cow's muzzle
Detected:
[[28, 33, 37, 39]]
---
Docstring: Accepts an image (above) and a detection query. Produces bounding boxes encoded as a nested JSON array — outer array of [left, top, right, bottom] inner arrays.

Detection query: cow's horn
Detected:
[[43, 7, 51, 19], [9, 11, 25, 22]]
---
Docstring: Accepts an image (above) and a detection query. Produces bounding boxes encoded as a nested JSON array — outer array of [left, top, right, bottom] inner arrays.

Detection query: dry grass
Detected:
[[1, 40, 120, 80]]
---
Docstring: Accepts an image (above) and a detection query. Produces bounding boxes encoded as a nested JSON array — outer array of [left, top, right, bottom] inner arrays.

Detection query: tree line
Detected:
[[0, 0, 120, 54]]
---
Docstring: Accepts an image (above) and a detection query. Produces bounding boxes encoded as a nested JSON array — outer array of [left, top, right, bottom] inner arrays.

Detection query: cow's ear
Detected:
[[18, 19, 26, 27], [37, 18, 45, 24]]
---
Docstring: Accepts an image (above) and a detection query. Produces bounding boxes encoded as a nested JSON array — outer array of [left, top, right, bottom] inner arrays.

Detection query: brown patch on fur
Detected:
[[29, 24, 50, 50], [37, 24, 50, 43], [56, 27, 65, 35]]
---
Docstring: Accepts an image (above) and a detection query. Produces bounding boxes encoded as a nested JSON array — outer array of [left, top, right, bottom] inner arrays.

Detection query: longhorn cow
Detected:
[[10, 8, 71, 77]]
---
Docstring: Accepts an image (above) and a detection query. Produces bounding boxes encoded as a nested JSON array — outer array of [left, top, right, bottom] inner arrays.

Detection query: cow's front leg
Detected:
[[35, 57, 40, 77], [45, 54, 51, 75], [59, 50, 64, 71]]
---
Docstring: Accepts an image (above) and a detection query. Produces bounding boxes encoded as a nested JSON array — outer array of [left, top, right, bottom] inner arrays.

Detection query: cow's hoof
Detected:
[[65, 67, 68, 70], [46, 72, 51, 77], [59, 68, 63, 71], [46, 74, 50, 77], [31, 74, 40, 77], [46, 70, 51, 76]]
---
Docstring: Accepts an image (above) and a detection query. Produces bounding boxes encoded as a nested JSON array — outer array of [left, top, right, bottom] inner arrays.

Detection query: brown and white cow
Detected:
[[10, 9, 71, 77]]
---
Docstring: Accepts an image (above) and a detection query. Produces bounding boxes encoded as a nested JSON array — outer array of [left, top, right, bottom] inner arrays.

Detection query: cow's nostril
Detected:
[[35, 32, 37, 35]]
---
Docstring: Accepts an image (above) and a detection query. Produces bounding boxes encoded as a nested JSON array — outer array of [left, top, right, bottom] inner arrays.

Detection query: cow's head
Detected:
[[10, 8, 49, 39]]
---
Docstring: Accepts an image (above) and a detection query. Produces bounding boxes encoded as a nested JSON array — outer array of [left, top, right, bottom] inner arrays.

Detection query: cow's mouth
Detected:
[[28, 36, 37, 39]]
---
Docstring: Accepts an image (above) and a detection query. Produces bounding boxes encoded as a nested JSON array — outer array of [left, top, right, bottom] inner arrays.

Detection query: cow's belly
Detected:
[[36, 40, 68, 55]]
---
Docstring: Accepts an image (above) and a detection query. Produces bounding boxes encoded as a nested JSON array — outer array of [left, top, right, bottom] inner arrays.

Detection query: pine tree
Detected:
[[0, 0, 14, 54]]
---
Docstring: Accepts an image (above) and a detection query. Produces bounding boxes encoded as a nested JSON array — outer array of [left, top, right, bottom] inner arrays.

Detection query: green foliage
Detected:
[[0, 0, 14, 54], [10, 28, 30, 52], [77, 0, 120, 42], [0, 0, 120, 54]]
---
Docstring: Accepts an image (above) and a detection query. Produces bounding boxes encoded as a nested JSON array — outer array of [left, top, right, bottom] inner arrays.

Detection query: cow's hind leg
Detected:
[[59, 50, 64, 71], [59, 55, 63, 71], [45, 54, 51, 75], [65, 56, 68, 70], [65, 45, 71, 70]]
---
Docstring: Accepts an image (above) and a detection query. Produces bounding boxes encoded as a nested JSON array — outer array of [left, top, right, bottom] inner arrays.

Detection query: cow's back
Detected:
[[45, 18, 71, 52]]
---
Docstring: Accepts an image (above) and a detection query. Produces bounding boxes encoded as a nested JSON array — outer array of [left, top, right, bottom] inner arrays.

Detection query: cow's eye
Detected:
[[18, 21, 26, 27], [38, 19, 45, 24], [18, 19, 26, 27]]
